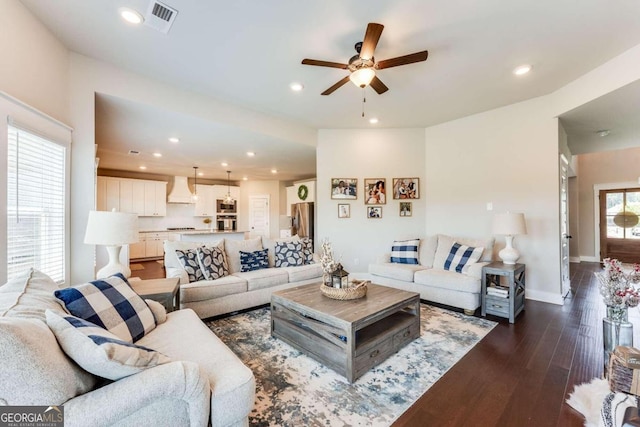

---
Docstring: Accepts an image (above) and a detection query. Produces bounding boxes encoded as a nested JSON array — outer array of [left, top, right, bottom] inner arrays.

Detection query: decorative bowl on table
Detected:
[[320, 279, 369, 300]]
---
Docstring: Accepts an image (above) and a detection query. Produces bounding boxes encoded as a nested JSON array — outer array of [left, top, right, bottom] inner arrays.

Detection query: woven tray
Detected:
[[320, 280, 369, 300]]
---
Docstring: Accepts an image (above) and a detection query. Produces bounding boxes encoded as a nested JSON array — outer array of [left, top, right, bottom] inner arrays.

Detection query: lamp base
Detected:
[[498, 235, 520, 265], [96, 245, 131, 279]]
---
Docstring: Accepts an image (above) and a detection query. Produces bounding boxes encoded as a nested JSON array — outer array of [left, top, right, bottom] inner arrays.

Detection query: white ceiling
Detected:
[[21, 0, 640, 178]]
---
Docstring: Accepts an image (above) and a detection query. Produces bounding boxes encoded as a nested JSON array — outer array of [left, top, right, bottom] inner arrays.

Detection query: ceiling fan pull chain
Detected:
[[362, 87, 366, 117]]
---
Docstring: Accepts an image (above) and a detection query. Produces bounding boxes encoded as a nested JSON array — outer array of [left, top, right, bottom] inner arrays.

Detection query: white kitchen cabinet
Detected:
[[97, 177, 165, 217], [194, 184, 215, 216], [97, 177, 120, 212], [143, 181, 167, 217], [212, 184, 239, 201], [129, 236, 146, 259], [130, 232, 176, 260]]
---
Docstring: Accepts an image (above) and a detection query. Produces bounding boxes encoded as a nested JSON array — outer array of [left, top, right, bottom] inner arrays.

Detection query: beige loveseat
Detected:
[[165, 236, 323, 319], [367, 235, 494, 314], [0, 269, 255, 427]]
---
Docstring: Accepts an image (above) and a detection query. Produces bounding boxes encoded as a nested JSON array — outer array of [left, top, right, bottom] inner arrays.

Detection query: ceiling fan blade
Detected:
[[360, 23, 384, 60], [321, 76, 351, 95], [376, 51, 429, 70], [369, 76, 389, 94], [302, 59, 348, 69]]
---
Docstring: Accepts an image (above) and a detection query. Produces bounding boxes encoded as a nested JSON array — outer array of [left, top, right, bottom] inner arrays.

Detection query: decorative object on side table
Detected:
[[492, 212, 527, 265], [84, 209, 139, 279], [596, 258, 640, 371]]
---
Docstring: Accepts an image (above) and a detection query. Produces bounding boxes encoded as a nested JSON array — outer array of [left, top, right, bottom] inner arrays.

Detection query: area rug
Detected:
[[567, 378, 637, 427], [129, 263, 144, 271], [207, 304, 496, 426]]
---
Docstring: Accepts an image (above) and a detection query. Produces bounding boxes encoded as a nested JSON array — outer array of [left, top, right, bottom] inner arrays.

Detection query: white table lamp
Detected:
[[84, 210, 139, 279], [492, 212, 527, 265]]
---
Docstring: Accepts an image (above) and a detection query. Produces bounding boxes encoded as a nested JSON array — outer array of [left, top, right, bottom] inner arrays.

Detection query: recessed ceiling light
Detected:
[[139, 165, 147, 170], [243, 177, 248, 181], [271, 169, 278, 174], [119, 8, 144, 25], [247, 152, 255, 157], [290, 82, 304, 92], [198, 172, 204, 176], [597, 129, 611, 137], [153, 152, 162, 158], [369, 118, 379, 124], [513, 64, 532, 76], [169, 137, 180, 143], [221, 162, 228, 167]]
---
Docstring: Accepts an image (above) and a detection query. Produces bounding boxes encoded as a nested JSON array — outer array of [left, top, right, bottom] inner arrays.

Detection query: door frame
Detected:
[[248, 194, 270, 239], [593, 180, 639, 262]]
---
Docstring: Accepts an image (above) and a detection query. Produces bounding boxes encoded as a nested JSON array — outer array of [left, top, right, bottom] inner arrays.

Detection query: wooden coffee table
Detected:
[[271, 282, 420, 382]]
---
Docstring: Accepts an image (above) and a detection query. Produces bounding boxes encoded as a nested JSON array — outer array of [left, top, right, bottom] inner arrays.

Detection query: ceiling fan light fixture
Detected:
[[349, 68, 376, 88]]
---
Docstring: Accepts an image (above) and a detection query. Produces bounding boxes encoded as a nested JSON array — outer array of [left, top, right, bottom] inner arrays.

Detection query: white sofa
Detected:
[[0, 269, 255, 427], [165, 236, 323, 319], [367, 235, 494, 314]]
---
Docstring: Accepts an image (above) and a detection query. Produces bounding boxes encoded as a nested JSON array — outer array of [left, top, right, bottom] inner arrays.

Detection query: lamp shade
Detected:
[[84, 210, 139, 245], [492, 212, 527, 236], [349, 68, 376, 88]]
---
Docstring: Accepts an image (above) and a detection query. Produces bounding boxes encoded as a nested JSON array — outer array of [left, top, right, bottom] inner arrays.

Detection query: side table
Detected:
[[481, 262, 525, 323], [130, 277, 180, 312]]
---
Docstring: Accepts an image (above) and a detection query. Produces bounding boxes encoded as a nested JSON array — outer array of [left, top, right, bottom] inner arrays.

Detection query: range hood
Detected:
[[167, 176, 194, 204]]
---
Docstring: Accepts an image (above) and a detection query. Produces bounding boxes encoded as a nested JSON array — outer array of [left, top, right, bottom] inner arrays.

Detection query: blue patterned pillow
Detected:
[[300, 238, 314, 264], [390, 239, 420, 264], [175, 248, 205, 282], [240, 249, 269, 272], [197, 246, 229, 280], [275, 242, 304, 267], [54, 273, 156, 343], [443, 242, 484, 273]]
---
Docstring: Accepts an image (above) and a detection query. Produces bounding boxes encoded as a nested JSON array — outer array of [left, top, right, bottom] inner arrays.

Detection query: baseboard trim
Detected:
[[580, 256, 599, 263], [569, 257, 581, 263], [525, 289, 564, 306]]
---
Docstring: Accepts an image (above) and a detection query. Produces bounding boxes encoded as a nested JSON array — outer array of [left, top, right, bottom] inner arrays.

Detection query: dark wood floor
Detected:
[[133, 260, 614, 426]]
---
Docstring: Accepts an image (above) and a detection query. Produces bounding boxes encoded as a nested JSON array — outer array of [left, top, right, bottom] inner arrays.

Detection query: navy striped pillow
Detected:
[[390, 239, 420, 264], [443, 242, 484, 273]]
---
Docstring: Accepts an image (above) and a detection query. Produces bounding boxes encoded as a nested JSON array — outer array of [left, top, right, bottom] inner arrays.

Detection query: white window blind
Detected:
[[7, 125, 66, 282]]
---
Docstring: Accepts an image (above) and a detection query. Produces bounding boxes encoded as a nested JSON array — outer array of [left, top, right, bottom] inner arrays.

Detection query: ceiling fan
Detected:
[[301, 23, 429, 95]]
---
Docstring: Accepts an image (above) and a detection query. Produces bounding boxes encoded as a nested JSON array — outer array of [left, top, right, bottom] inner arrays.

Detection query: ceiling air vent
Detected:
[[144, 1, 178, 34], [128, 150, 140, 156]]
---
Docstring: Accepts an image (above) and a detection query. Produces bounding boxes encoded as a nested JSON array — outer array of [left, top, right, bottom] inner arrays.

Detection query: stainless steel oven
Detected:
[[216, 199, 237, 213], [217, 215, 237, 231]]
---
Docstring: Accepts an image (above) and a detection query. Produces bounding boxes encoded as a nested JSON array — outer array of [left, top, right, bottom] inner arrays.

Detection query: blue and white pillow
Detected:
[[275, 242, 304, 267], [197, 246, 229, 280], [240, 249, 270, 272], [443, 242, 484, 273], [390, 239, 420, 264], [300, 238, 314, 264], [175, 248, 205, 283], [46, 310, 170, 381], [54, 273, 156, 343]]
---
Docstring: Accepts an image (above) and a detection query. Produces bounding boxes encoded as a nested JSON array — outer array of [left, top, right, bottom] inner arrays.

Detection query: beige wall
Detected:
[[568, 177, 580, 259], [576, 147, 640, 259]]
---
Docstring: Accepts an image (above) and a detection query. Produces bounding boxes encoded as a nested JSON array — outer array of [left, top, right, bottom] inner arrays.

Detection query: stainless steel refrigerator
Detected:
[[291, 202, 314, 250]]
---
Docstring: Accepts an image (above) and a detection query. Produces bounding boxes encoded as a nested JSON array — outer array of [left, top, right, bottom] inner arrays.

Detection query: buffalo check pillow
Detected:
[[390, 239, 420, 264], [443, 242, 484, 273], [54, 273, 156, 343], [46, 310, 170, 381]]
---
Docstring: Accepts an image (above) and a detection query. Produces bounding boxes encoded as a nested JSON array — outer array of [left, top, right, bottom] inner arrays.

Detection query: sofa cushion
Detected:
[[0, 268, 67, 321], [175, 248, 205, 283], [145, 299, 167, 324], [282, 263, 323, 282], [414, 268, 482, 294], [197, 246, 229, 280], [433, 234, 494, 269], [369, 262, 428, 282], [54, 273, 156, 343], [0, 317, 97, 405], [46, 310, 170, 381], [240, 249, 270, 272], [443, 242, 484, 273], [180, 276, 248, 303], [274, 241, 304, 267], [390, 239, 420, 264], [225, 237, 263, 274], [418, 235, 439, 268], [232, 269, 289, 291]]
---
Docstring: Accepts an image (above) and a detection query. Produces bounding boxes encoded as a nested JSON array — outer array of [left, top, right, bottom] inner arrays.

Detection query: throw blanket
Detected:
[[567, 378, 638, 427]]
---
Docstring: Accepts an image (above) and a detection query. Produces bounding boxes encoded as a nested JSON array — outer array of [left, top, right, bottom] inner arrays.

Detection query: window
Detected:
[[604, 189, 640, 240], [7, 125, 66, 282]]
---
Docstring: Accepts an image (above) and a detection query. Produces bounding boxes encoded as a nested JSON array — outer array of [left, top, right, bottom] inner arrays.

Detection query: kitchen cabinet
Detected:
[[119, 179, 145, 215], [212, 185, 239, 201], [144, 181, 167, 216], [194, 184, 215, 217], [97, 177, 166, 217], [97, 177, 120, 212], [131, 232, 177, 260], [129, 238, 146, 259]]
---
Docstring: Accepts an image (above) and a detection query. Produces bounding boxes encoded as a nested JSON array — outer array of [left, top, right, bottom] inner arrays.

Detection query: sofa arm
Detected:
[[167, 266, 189, 285], [376, 253, 391, 263], [464, 261, 490, 280], [64, 361, 210, 427]]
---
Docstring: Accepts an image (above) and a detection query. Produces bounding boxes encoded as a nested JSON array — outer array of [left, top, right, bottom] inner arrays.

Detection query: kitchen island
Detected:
[[177, 230, 248, 242]]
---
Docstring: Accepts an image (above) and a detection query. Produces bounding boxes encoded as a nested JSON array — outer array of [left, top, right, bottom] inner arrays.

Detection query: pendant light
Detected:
[[224, 170, 234, 204], [192, 166, 199, 202]]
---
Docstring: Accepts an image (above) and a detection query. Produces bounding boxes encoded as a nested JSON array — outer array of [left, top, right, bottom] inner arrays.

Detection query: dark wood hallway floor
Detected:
[[393, 261, 617, 427]]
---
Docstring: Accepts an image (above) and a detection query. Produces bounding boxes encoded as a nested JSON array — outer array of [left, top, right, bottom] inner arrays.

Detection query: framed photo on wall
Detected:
[[367, 206, 382, 218], [399, 202, 412, 217], [338, 203, 350, 218], [364, 178, 387, 205], [331, 178, 357, 200], [392, 178, 420, 199]]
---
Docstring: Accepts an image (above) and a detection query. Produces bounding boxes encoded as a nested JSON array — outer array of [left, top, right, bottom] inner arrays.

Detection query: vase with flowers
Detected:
[[320, 239, 339, 287], [596, 258, 640, 371]]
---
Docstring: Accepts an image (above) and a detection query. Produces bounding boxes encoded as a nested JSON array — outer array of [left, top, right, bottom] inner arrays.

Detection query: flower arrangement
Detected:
[[598, 258, 640, 311], [320, 239, 339, 275]]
